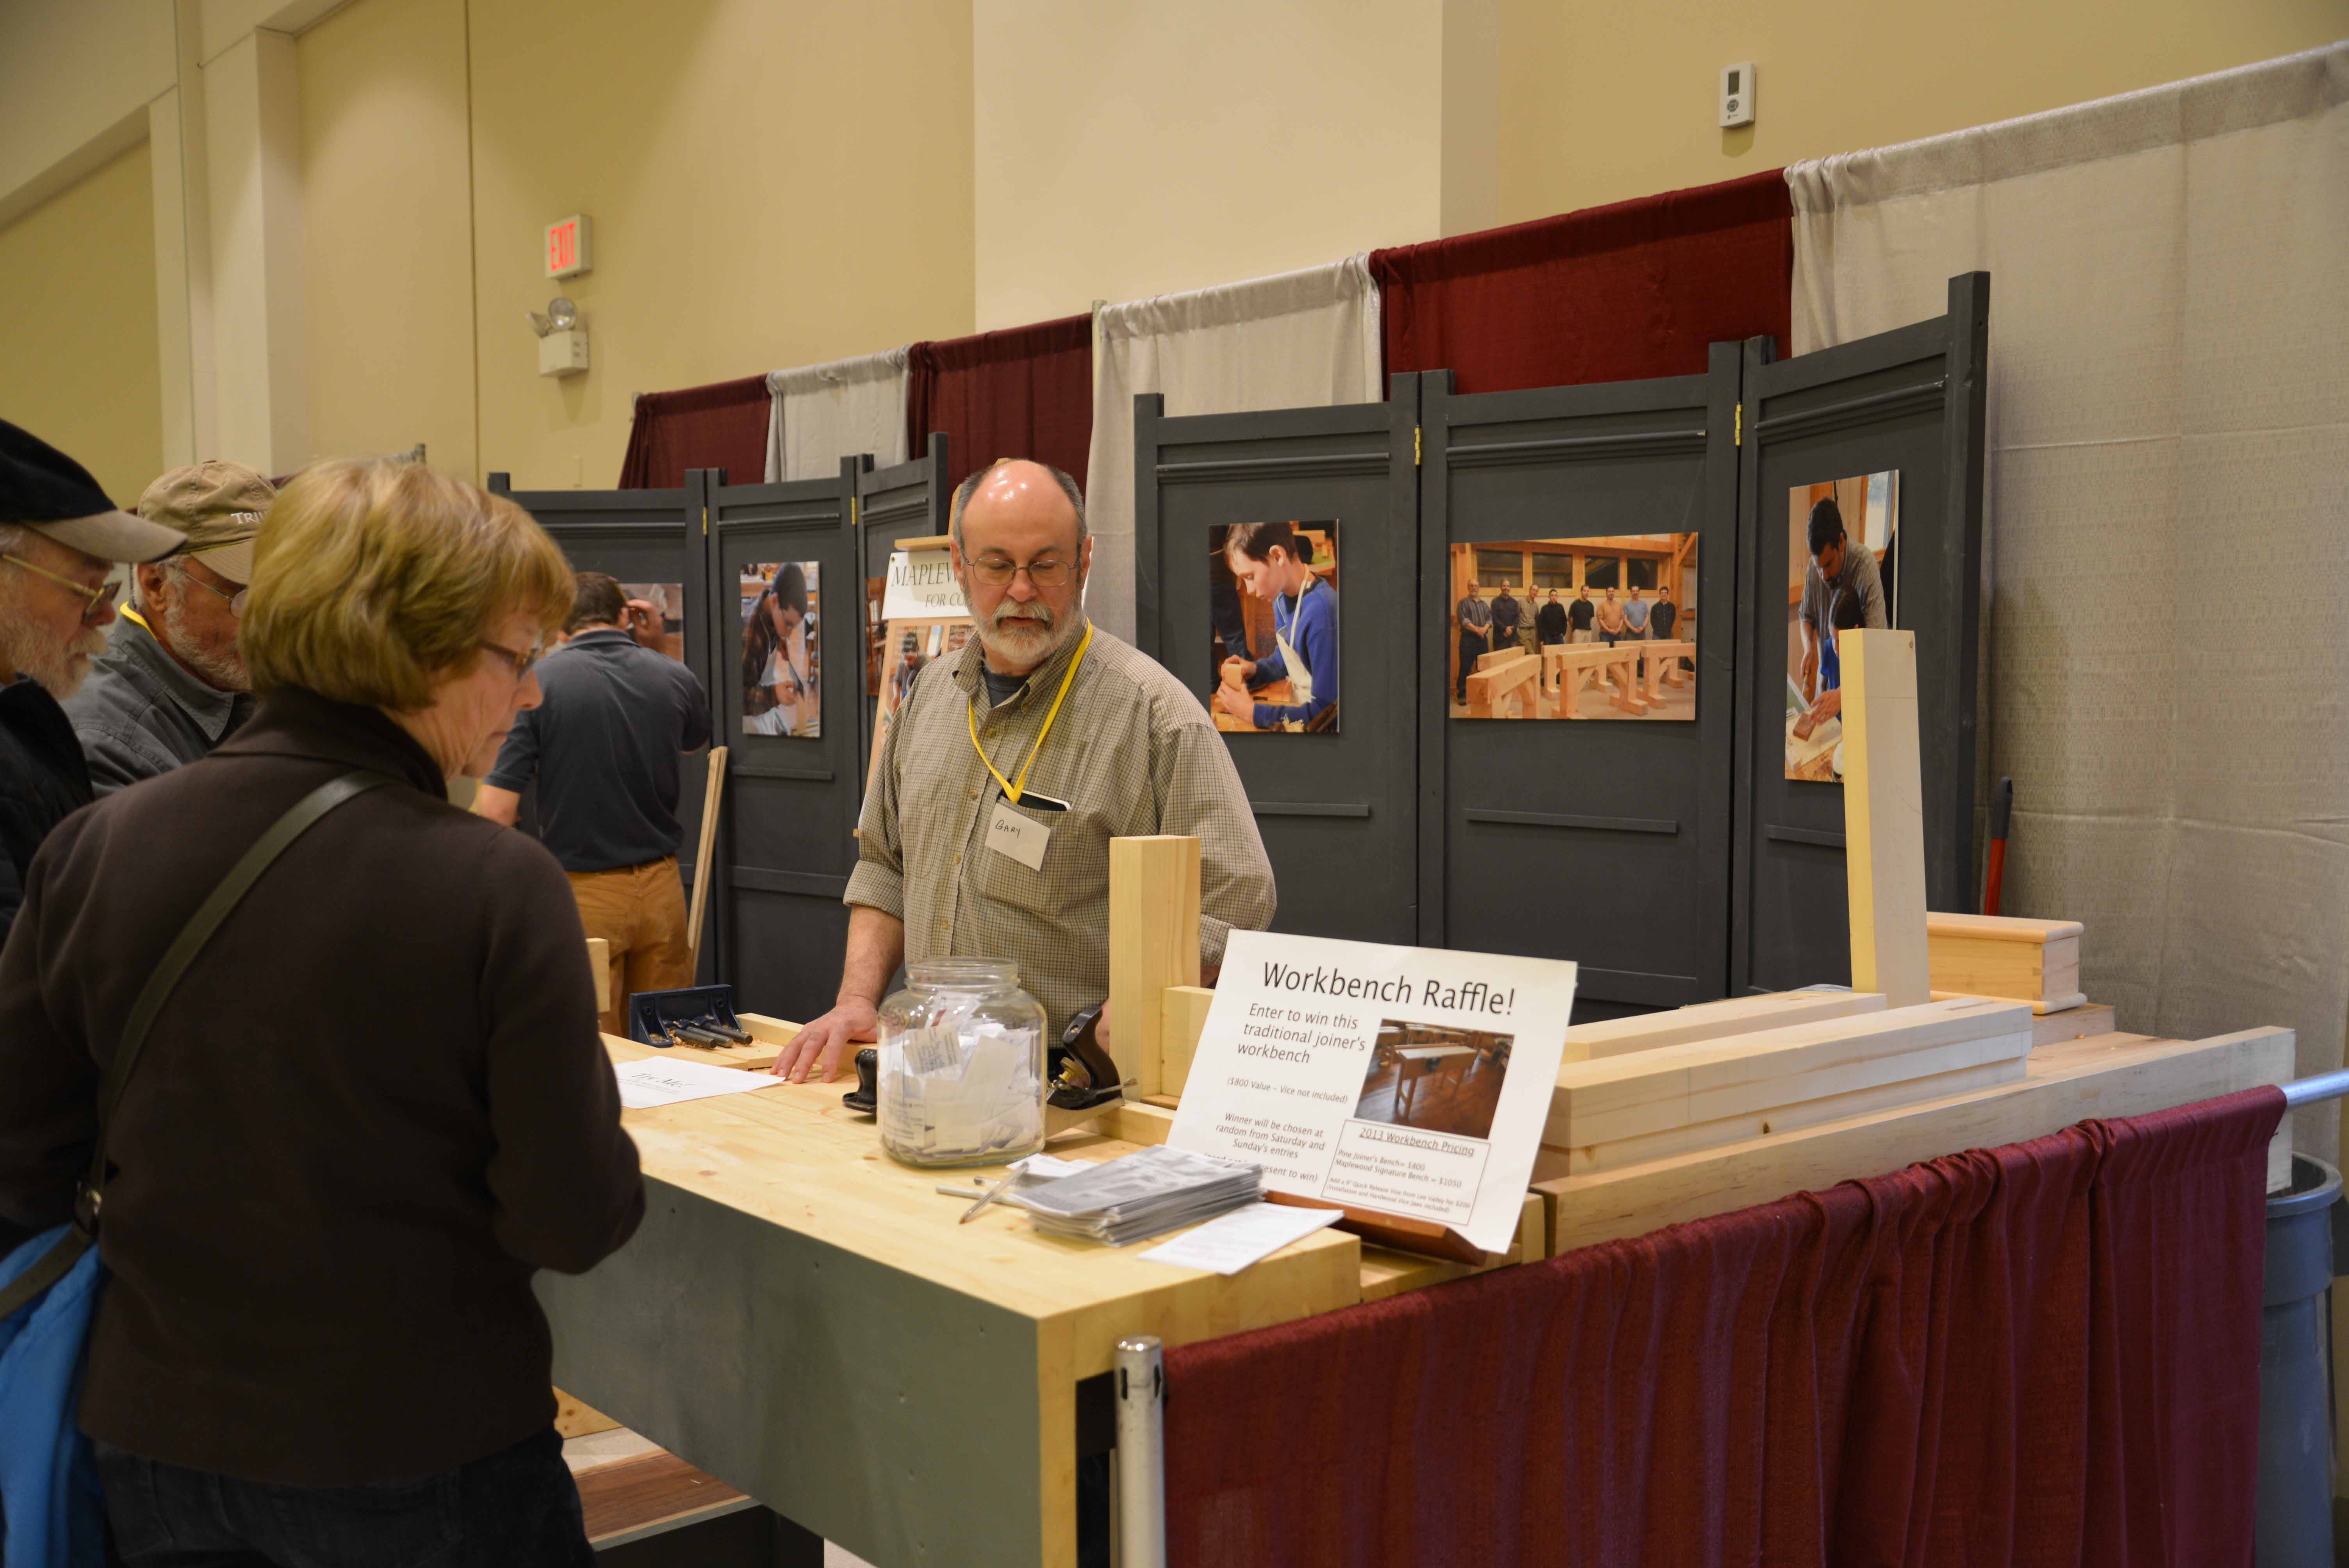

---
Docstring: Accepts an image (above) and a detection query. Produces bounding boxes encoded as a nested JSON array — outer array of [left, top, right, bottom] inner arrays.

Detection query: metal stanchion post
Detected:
[[1116, 1335, 1167, 1568]]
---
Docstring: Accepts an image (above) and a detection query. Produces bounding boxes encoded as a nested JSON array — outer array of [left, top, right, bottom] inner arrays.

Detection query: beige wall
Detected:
[[0, 0, 175, 227], [971, 0, 1454, 330], [466, 0, 974, 489], [0, 141, 165, 505], [1497, 0, 2349, 221], [298, 0, 477, 478]]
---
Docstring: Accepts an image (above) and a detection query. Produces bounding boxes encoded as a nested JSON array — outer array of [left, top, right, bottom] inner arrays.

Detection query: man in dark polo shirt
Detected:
[[476, 572, 711, 1031]]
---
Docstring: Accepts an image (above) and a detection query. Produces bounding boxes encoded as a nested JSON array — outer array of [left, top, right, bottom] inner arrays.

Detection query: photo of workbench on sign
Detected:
[[1447, 536, 1696, 720], [741, 560, 820, 738], [1786, 472, 1898, 781], [1208, 520, 1339, 734], [1353, 1020, 1514, 1139]]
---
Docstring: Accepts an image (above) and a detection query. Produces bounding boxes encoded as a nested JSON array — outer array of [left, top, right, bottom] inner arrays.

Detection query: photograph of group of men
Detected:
[[1784, 471, 1897, 781], [1447, 535, 1696, 721], [1207, 520, 1339, 735]]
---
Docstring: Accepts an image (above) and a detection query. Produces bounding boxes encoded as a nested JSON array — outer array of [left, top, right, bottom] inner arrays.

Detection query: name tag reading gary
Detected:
[[987, 798, 1052, 870]]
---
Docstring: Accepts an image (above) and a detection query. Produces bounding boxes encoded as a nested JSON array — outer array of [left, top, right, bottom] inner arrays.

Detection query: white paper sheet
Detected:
[[1136, 1203, 1342, 1276], [614, 1057, 788, 1111]]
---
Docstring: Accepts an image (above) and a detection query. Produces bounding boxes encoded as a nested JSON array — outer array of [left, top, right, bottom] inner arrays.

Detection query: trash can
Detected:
[[2258, 1153, 2339, 1568]]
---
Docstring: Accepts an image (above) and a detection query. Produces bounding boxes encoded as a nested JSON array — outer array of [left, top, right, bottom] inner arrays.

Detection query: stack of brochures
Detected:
[[1010, 1145, 1264, 1246]]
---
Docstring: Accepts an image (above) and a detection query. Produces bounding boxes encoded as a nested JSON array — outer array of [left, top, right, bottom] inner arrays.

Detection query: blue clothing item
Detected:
[[1624, 599, 1651, 632], [1248, 579, 1339, 729], [1821, 635, 1842, 693], [0, 1226, 107, 1568]]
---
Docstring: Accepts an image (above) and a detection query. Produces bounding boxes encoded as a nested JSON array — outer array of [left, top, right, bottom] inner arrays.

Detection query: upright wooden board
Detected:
[[685, 746, 727, 974], [1109, 836, 1201, 1099], [1841, 630, 1929, 1006], [1159, 984, 1216, 1097], [586, 939, 611, 1016]]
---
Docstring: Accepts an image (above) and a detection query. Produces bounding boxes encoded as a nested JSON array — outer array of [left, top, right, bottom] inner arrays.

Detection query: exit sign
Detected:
[[544, 214, 592, 279]]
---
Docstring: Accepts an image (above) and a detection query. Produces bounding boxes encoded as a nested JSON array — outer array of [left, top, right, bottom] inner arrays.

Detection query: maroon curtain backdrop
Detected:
[[1166, 1087, 2282, 1568], [1370, 170, 1794, 395], [906, 315, 1093, 496], [616, 374, 771, 489]]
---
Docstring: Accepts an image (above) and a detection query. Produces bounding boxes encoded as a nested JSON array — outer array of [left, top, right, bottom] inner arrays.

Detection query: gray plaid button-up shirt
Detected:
[[847, 620, 1275, 1037]]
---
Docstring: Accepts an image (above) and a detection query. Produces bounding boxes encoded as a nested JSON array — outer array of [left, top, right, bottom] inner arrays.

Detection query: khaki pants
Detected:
[[568, 856, 693, 1036]]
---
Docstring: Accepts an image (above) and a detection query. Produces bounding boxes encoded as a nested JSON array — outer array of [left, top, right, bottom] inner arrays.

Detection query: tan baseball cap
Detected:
[[138, 460, 275, 584]]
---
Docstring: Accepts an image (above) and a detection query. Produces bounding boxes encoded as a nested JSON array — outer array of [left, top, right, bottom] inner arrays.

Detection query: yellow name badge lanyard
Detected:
[[967, 624, 1093, 805]]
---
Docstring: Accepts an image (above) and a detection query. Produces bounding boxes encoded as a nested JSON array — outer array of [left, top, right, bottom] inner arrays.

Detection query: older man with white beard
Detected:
[[64, 461, 269, 794], [0, 421, 187, 941], [775, 458, 1274, 1081]]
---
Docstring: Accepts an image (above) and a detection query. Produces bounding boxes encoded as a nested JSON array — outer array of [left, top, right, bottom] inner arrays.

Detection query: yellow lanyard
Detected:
[[967, 625, 1092, 805]]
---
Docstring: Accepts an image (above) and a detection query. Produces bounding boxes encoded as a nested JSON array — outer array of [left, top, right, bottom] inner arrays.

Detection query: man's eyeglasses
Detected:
[[476, 640, 545, 681], [2, 554, 120, 621], [174, 563, 250, 615], [969, 556, 1072, 588]]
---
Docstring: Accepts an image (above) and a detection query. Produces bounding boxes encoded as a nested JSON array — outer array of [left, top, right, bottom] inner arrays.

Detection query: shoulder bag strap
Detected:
[[0, 769, 398, 1323]]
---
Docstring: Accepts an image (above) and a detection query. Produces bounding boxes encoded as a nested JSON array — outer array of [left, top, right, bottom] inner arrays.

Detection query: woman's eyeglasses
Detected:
[[476, 640, 545, 681], [2, 554, 120, 621], [969, 556, 1071, 588]]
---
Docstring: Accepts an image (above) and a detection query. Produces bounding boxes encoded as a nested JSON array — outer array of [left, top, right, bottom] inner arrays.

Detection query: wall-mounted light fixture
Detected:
[[529, 296, 588, 378]]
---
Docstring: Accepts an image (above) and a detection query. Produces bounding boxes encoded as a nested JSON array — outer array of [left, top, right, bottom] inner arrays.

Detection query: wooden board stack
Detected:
[[1563, 989, 1886, 1062], [1927, 912, 2086, 1014], [1542, 996, 2035, 1177]]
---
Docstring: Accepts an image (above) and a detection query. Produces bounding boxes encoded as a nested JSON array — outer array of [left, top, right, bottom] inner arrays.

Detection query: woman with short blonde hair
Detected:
[[0, 458, 642, 1566]]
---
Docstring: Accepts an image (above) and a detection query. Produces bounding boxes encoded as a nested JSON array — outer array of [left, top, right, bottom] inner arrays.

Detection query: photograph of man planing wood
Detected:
[[773, 457, 1275, 1082]]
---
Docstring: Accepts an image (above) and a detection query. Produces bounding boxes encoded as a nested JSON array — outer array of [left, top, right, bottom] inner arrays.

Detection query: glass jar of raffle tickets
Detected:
[[876, 958, 1049, 1167]]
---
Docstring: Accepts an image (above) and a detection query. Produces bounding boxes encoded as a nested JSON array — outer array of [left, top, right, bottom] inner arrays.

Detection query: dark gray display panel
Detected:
[[1135, 381, 1422, 946], [706, 463, 864, 1020], [485, 476, 723, 983], [854, 433, 950, 787], [1731, 271, 1989, 992], [1420, 350, 1742, 1011]]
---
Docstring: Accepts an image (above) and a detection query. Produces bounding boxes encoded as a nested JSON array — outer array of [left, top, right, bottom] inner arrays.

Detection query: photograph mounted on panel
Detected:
[[1208, 520, 1339, 735], [1785, 472, 1898, 781], [866, 618, 972, 796], [1447, 537, 1696, 721], [1352, 1019, 1514, 1140], [741, 561, 821, 738], [615, 583, 685, 663]]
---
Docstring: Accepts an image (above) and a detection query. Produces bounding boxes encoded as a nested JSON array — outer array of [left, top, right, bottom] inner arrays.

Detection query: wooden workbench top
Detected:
[[599, 1037, 1362, 1374]]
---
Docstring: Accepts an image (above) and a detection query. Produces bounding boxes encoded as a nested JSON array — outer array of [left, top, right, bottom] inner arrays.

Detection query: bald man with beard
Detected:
[[775, 458, 1274, 1082]]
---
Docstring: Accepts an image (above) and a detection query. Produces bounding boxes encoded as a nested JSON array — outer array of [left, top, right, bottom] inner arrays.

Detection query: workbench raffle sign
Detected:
[[1169, 932, 1574, 1255]]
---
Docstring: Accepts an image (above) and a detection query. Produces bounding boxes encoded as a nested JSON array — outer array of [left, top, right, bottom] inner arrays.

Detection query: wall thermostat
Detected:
[[1719, 62, 1756, 128]]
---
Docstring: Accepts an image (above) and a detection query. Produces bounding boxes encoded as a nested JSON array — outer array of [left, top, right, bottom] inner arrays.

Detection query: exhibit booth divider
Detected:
[[490, 435, 952, 1022], [1135, 272, 1987, 1018], [499, 271, 1981, 1025]]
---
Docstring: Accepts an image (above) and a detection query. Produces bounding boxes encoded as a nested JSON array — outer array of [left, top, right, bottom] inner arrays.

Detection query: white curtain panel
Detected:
[[1788, 42, 2349, 1154], [763, 347, 911, 482], [1085, 257, 1384, 641]]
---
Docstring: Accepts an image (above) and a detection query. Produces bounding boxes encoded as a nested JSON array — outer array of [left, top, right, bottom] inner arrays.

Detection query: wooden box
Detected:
[[1927, 912, 2085, 1014]]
